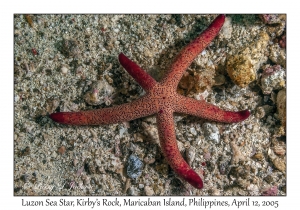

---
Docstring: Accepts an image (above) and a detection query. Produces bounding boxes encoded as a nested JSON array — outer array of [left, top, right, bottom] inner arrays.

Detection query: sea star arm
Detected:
[[50, 96, 157, 125], [161, 14, 225, 89], [118, 53, 157, 92], [175, 95, 250, 123], [156, 109, 203, 189]]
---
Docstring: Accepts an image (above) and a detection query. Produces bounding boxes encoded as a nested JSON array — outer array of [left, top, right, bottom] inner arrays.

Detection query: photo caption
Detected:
[[21, 197, 279, 208]]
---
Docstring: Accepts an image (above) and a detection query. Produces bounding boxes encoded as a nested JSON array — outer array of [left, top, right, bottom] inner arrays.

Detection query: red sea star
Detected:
[[50, 14, 250, 189]]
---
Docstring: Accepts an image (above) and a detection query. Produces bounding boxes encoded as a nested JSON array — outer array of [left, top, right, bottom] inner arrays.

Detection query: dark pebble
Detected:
[[127, 154, 143, 179]]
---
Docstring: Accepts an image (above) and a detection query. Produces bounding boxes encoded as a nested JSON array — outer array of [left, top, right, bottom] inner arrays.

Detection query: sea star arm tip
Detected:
[[118, 52, 157, 91], [157, 109, 204, 189], [50, 97, 157, 125], [218, 109, 251, 123], [176, 96, 251, 123], [161, 14, 226, 88], [184, 169, 204, 189], [50, 111, 89, 125], [49, 112, 65, 124], [235, 110, 251, 121]]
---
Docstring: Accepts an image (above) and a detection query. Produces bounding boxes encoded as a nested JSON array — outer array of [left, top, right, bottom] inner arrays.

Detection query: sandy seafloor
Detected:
[[14, 14, 286, 196]]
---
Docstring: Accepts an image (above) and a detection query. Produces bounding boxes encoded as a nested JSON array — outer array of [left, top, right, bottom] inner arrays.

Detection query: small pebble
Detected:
[[123, 178, 131, 194], [273, 145, 286, 156], [219, 162, 228, 175], [219, 16, 232, 39], [127, 187, 137, 196], [264, 175, 273, 184], [14, 95, 20, 102], [144, 186, 154, 196], [45, 98, 59, 114], [87, 161, 97, 174], [58, 146, 66, 154], [209, 188, 221, 196], [127, 154, 143, 179], [189, 127, 197, 136], [203, 152, 211, 161], [227, 54, 255, 88], [247, 184, 259, 196], [21, 174, 29, 182], [227, 32, 269, 88], [272, 157, 286, 173], [61, 66, 68, 74], [261, 186, 278, 196], [73, 159, 78, 166], [202, 123, 220, 143], [255, 106, 265, 119], [84, 80, 115, 106], [133, 133, 144, 142], [214, 74, 226, 86], [52, 151, 57, 158], [85, 27, 92, 37], [269, 45, 286, 68], [268, 149, 286, 173], [230, 141, 245, 164], [18, 146, 30, 157], [82, 175, 90, 185], [260, 65, 285, 94], [276, 89, 286, 128], [279, 34, 286, 48], [186, 146, 196, 165], [259, 14, 281, 24], [252, 152, 264, 161], [61, 38, 80, 58]]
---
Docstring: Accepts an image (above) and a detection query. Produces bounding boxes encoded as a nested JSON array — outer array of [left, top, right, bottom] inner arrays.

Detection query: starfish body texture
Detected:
[[50, 14, 250, 189]]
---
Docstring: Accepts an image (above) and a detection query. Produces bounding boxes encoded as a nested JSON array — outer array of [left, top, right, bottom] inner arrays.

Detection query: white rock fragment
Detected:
[[268, 148, 286, 172], [255, 106, 265, 119], [14, 95, 20, 102], [60, 101, 79, 112], [85, 27, 92, 37], [95, 159, 102, 167], [230, 141, 246, 164], [219, 16, 232, 39], [202, 123, 220, 143], [269, 44, 286, 68], [84, 79, 115, 106], [61, 65, 69, 74], [144, 186, 154, 196], [119, 126, 127, 138], [45, 98, 60, 114], [189, 127, 197, 136], [247, 184, 259, 196], [52, 151, 57, 158], [142, 122, 159, 144], [186, 146, 196, 165], [260, 65, 285, 94], [177, 140, 185, 152]]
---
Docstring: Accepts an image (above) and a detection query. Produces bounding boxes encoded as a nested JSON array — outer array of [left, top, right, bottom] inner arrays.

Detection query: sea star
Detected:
[[50, 14, 250, 189]]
